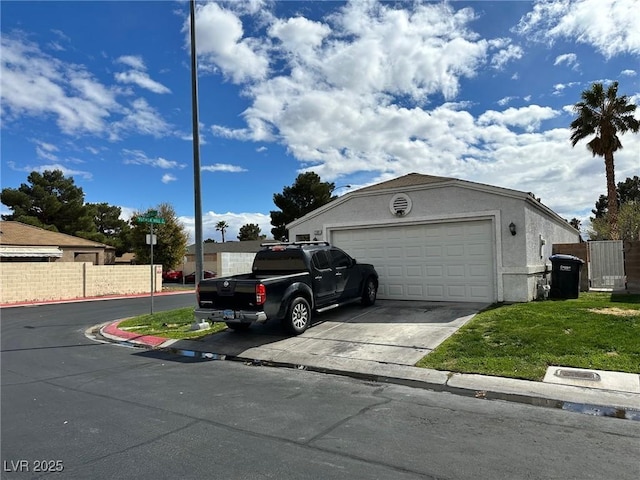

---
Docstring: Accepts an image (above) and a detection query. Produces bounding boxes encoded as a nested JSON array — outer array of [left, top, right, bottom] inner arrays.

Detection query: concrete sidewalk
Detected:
[[96, 300, 640, 421]]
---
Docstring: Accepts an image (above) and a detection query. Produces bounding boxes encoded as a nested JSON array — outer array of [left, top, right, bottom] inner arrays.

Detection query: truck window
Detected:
[[253, 250, 307, 272], [312, 251, 331, 270], [330, 248, 352, 268]]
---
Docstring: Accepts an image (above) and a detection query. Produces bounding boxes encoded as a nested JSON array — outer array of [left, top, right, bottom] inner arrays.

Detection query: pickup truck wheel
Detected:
[[361, 277, 377, 306], [286, 297, 311, 335], [226, 323, 250, 332]]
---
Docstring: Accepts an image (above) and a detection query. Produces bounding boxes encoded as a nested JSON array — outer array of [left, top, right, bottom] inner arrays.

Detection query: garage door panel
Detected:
[[407, 285, 424, 297], [447, 285, 467, 298], [426, 265, 444, 277], [406, 265, 422, 277], [447, 265, 465, 277], [470, 285, 491, 299], [333, 220, 495, 303]]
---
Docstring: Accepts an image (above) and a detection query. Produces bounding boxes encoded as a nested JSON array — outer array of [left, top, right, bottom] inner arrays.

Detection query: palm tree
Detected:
[[570, 81, 639, 240], [215, 220, 229, 243]]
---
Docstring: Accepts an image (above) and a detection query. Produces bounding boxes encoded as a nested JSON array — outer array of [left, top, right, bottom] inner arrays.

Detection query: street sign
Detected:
[[137, 216, 165, 224]]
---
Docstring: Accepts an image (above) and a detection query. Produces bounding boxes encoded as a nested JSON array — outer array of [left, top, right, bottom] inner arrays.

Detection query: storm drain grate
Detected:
[[554, 369, 601, 382]]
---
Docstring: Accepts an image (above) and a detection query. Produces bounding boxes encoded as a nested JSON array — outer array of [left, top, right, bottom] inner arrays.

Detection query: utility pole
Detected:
[[190, 0, 209, 330]]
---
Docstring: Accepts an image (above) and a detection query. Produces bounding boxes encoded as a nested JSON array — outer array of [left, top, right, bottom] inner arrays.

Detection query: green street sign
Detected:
[[137, 216, 165, 224]]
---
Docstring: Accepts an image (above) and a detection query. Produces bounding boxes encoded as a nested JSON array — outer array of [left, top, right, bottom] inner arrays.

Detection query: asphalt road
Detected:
[[2, 295, 639, 480]]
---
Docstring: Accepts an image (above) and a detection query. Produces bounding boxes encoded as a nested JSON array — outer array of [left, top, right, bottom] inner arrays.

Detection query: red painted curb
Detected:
[[103, 321, 169, 348]]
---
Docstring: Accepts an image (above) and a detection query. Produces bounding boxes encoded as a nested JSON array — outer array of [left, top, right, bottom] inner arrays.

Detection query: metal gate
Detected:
[[588, 241, 625, 290]]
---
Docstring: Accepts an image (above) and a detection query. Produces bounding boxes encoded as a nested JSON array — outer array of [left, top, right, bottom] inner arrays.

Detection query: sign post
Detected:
[[136, 211, 165, 314]]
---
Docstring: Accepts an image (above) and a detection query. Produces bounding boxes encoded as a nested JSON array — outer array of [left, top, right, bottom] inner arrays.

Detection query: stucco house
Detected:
[[0, 221, 115, 265], [287, 173, 580, 303]]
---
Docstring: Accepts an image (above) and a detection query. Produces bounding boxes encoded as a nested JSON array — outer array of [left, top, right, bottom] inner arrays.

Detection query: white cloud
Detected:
[[0, 35, 173, 139], [552, 81, 581, 95], [516, 0, 640, 58], [554, 53, 579, 69], [490, 43, 524, 69], [162, 173, 177, 184], [122, 149, 186, 169], [201, 163, 247, 173], [621, 69, 637, 76], [110, 98, 172, 139], [268, 16, 330, 56], [32, 140, 59, 162], [116, 55, 146, 70], [189, 2, 270, 83], [115, 71, 171, 94], [0, 36, 117, 135], [114, 55, 171, 94], [498, 96, 517, 106]]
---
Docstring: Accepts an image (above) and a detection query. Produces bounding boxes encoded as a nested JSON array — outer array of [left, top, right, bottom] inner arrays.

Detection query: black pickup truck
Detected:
[[194, 242, 378, 334]]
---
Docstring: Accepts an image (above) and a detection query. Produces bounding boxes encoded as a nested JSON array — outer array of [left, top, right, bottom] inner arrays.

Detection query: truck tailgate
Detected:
[[198, 277, 258, 310]]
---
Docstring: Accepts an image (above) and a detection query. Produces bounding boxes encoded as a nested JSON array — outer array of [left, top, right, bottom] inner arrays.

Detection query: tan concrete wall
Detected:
[[0, 263, 162, 305]]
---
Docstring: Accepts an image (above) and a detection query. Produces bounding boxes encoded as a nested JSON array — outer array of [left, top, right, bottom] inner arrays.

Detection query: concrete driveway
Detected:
[[180, 300, 489, 367]]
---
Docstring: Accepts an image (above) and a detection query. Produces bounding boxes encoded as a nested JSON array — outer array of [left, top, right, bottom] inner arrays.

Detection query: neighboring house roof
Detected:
[[0, 221, 112, 248], [187, 239, 265, 255]]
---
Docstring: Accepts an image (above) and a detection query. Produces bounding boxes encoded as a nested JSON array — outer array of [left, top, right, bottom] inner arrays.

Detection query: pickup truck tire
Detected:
[[226, 322, 250, 332], [361, 277, 378, 306], [286, 297, 311, 335]]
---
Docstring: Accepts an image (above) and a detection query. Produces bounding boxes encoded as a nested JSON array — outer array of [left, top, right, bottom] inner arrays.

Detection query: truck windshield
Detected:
[[253, 250, 307, 273]]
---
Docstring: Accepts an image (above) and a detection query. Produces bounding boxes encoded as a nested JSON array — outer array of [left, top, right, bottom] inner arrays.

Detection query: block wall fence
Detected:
[[1, 263, 162, 305]]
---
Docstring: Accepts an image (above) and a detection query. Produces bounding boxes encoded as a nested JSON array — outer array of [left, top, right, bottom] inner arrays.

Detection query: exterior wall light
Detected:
[[509, 222, 517, 236]]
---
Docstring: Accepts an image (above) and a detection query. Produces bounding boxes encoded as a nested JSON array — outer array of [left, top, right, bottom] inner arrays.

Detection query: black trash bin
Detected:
[[549, 254, 584, 299]]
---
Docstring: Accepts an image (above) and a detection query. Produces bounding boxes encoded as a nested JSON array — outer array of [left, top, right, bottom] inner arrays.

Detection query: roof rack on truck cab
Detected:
[[260, 241, 330, 248]]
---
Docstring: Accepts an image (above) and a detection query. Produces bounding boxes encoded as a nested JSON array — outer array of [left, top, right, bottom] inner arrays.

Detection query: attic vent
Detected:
[[389, 193, 412, 217]]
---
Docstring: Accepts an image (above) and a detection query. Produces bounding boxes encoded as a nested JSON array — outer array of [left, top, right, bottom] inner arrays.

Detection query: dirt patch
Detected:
[[587, 307, 640, 317]]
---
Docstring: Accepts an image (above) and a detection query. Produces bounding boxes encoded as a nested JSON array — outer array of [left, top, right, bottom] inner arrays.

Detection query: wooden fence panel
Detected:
[[624, 241, 640, 293]]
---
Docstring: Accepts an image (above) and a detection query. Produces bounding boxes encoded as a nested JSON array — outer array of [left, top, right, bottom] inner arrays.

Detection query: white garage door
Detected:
[[332, 220, 495, 302]]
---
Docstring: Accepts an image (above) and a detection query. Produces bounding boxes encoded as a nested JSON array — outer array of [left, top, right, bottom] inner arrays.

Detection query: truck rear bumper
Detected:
[[194, 308, 268, 324]]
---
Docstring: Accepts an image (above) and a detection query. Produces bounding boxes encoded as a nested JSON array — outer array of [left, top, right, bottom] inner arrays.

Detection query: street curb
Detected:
[[96, 321, 640, 421], [101, 321, 169, 347]]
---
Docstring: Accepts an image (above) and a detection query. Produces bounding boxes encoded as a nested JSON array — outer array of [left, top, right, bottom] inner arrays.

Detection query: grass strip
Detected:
[[117, 307, 227, 340], [416, 293, 640, 381]]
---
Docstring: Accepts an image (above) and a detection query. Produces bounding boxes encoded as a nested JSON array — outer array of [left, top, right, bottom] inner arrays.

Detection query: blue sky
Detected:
[[1, 0, 638, 243]]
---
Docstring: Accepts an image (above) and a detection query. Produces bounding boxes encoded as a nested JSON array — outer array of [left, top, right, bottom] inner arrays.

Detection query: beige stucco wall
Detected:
[[0, 263, 162, 305]]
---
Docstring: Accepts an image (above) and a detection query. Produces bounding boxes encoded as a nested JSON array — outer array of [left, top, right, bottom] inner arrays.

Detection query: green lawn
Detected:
[[117, 307, 227, 340], [416, 292, 640, 380]]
